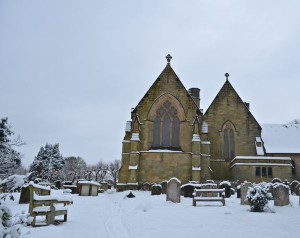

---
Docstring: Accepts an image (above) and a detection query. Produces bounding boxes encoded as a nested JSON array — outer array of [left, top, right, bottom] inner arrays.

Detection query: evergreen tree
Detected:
[[0, 118, 23, 179], [30, 143, 64, 182]]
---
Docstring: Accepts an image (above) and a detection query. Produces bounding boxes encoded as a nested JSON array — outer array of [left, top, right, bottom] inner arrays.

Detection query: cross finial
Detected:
[[225, 72, 229, 81], [166, 54, 172, 64]]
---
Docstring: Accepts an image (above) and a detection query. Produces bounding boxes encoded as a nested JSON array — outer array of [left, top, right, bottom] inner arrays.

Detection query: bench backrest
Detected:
[[194, 188, 225, 198]]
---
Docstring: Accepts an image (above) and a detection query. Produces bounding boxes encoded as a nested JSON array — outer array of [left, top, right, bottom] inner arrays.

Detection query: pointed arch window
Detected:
[[152, 100, 180, 149], [223, 121, 235, 161]]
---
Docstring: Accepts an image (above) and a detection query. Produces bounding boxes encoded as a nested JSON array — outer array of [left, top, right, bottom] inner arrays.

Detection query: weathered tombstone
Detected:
[[101, 182, 108, 191], [141, 183, 151, 191], [219, 181, 232, 198], [201, 183, 218, 197], [240, 182, 252, 205], [295, 183, 300, 196], [19, 185, 30, 204], [161, 181, 167, 194], [151, 184, 162, 195], [272, 178, 282, 184], [55, 180, 62, 189], [290, 180, 299, 195], [181, 184, 195, 198], [205, 180, 215, 184], [166, 178, 181, 203], [273, 183, 289, 206], [236, 185, 241, 198]]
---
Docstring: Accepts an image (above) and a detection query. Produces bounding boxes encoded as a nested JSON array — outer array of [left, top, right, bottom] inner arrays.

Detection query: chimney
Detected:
[[189, 88, 200, 108]]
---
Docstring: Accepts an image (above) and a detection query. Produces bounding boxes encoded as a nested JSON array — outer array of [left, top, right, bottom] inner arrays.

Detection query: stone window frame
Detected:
[[148, 93, 185, 150], [222, 121, 236, 161], [255, 166, 273, 177]]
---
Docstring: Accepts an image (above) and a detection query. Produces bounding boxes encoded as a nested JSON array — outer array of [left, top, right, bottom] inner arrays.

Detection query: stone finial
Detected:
[[166, 54, 172, 64], [225, 73, 230, 81]]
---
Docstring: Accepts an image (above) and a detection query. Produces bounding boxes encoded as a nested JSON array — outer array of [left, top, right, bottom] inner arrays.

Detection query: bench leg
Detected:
[[64, 213, 68, 222]]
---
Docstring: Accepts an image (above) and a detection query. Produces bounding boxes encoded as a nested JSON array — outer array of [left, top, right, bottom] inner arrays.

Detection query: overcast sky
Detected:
[[1, 0, 300, 167]]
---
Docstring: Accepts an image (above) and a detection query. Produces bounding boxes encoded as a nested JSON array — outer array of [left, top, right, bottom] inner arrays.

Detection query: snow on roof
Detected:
[[261, 123, 300, 153], [232, 156, 291, 161], [131, 133, 140, 141], [125, 121, 131, 132], [192, 134, 201, 142], [78, 181, 100, 186], [129, 165, 138, 170]]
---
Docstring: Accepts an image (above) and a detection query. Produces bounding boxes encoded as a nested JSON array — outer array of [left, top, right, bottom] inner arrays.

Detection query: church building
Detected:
[[117, 55, 299, 191]]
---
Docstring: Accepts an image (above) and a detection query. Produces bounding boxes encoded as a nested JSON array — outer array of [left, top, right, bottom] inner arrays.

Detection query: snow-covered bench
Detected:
[[192, 188, 225, 206], [28, 182, 73, 226]]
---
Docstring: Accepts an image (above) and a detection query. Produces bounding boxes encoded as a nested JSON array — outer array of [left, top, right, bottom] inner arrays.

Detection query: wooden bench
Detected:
[[192, 188, 225, 206], [28, 183, 72, 226]]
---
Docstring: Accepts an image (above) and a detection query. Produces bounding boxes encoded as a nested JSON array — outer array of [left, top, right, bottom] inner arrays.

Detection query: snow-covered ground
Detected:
[[6, 190, 300, 238]]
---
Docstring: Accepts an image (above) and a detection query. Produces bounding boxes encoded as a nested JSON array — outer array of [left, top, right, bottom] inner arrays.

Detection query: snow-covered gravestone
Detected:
[[219, 181, 232, 198], [166, 178, 181, 203], [161, 181, 167, 194], [290, 180, 299, 195], [295, 183, 300, 196], [151, 184, 162, 195], [240, 182, 252, 205], [273, 183, 289, 206]]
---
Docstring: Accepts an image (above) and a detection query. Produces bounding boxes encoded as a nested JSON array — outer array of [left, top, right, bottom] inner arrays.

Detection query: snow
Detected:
[[3, 189, 300, 238], [146, 149, 183, 153], [261, 123, 300, 153], [77, 181, 100, 186], [192, 166, 201, 171], [125, 121, 132, 132], [25, 181, 51, 190], [128, 165, 138, 170], [231, 163, 291, 168], [192, 134, 201, 142], [232, 156, 291, 161], [219, 181, 231, 186], [130, 133, 140, 141]]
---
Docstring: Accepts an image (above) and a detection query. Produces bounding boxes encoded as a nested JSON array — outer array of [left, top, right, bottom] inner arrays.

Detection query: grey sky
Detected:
[[1, 0, 300, 167]]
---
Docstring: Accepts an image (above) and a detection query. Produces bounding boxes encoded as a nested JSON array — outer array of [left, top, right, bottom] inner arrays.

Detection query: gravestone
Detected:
[[201, 183, 218, 197], [55, 180, 62, 189], [273, 183, 289, 206], [181, 184, 194, 198], [236, 185, 241, 198], [161, 181, 167, 194], [219, 181, 232, 198], [141, 183, 151, 191], [290, 180, 299, 195], [151, 184, 162, 195], [272, 178, 282, 184], [101, 182, 108, 191], [295, 184, 300, 196], [166, 178, 181, 203], [240, 182, 252, 205]]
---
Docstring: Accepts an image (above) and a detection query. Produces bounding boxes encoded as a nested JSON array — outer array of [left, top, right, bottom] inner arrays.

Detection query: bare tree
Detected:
[[93, 161, 108, 182], [63, 156, 87, 182], [289, 118, 300, 124], [108, 160, 120, 188]]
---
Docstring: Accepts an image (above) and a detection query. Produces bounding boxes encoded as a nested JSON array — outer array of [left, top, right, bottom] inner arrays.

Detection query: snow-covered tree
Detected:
[[108, 160, 120, 187], [0, 117, 24, 179], [247, 183, 272, 212], [30, 143, 64, 182]]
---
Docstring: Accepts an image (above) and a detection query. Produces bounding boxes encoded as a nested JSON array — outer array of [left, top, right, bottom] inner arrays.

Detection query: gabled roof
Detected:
[[261, 123, 300, 154], [204, 79, 261, 130], [132, 63, 199, 113]]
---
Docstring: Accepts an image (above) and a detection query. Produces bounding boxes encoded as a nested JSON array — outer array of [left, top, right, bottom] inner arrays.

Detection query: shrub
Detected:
[[247, 183, 272, 212]]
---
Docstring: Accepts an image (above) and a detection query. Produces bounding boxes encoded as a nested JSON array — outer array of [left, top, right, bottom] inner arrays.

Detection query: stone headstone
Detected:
[[295, 184, 300, 196], [166, 178, 181, 203], [181, 184, 195, 198], [141, 183, 151, 191], [55, 180, 62, 189], [151, 184, 162, 195], [236, 185, 241, 198], [272, 178, 282, 184], [240, 182, 252, 205], [161, 181, 167, 194], [101, 182, 108, 191], [273, 183, 289, 206], [19, 185, 30, 204], [290, 180, 299, 195], [205, 180, 215, 184], [219, 181, 232, 198]]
